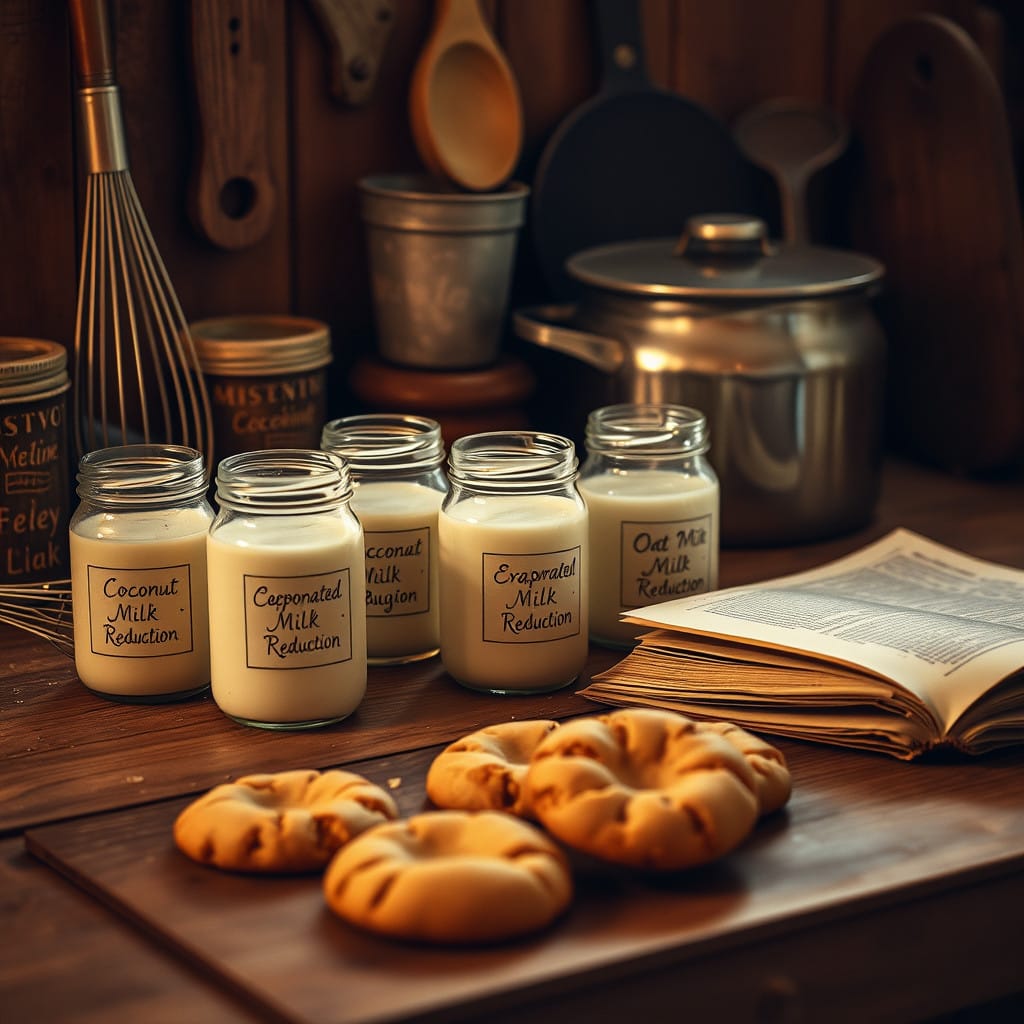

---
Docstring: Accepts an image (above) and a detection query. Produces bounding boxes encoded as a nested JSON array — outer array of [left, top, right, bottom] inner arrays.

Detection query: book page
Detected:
[[622, 529, 1024, 732]]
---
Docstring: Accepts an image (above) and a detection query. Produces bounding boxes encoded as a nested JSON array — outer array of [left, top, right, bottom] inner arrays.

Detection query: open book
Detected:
[[580, 529, 1024, 760]]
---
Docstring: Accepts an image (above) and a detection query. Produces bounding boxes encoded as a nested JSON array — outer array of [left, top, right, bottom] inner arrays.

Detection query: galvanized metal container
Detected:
[[358, 174, 529, 370]]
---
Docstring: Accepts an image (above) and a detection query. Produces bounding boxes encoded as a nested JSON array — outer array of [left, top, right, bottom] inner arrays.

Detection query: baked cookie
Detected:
[[425, 719, 560, 817], [322, 810, 573, 944], [699, 720, 792, 815], [524, 708, 761, 871], [174, 768, 398, 873]]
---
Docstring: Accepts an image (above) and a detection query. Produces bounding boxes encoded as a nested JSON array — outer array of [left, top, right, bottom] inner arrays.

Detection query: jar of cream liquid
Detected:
[[207, 449, 366, 729], [321, 414, 448, 665], [579, 403, 719, 648], [69, 445, 213, 702], [439, 431, 588, 693]]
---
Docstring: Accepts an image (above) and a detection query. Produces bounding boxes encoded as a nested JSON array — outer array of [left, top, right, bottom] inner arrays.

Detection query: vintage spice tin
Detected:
[[190, 315, 333, 462], [0, 338, 71, 583]]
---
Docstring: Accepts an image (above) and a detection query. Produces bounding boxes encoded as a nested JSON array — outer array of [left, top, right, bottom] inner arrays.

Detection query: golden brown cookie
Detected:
[[173, 768, 398, 873], [698, 720, 792, 815], [425, 719, 560, 817], [322, 810, 573, 944], [524, 708, 760, 871]]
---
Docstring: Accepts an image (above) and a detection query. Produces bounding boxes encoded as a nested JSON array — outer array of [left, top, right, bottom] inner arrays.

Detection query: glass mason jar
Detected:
[[321, 413, 448, 665], [579, 403, 720, 648], [69, 444, 213, 702], [439, 430, 588, 694], [207, 449, 367, 729]]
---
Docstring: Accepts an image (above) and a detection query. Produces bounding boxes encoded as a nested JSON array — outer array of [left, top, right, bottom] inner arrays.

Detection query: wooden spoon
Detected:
[[409, 0, 523, 192]]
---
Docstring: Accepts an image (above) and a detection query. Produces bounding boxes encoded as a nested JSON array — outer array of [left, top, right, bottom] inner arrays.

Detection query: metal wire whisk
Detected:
[[0, 580, 74, 658], [69, 0, 213, 469]]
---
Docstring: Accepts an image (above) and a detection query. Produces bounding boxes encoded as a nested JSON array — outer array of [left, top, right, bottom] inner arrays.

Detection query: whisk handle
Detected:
[[69, 0, 116, 88]]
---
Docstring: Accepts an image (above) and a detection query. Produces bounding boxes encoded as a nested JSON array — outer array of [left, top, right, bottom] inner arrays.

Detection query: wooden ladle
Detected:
[[409, 0, 523, 192]]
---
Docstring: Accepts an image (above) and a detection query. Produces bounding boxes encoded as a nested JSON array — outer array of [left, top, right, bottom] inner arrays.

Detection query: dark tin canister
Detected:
[[0, 338, 71, 583], [190, 315, 333, 464]]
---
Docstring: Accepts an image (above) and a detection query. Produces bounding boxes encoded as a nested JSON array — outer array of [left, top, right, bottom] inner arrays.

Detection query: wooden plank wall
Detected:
[[0, 0, 1013, 426]]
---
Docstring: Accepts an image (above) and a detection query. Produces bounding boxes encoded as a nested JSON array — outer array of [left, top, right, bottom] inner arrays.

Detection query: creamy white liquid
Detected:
[[579, 470, 719, 646], [206, 514, 367, 727], [70, 507, 212, 699], [352, 480, 444, 663], [438, 493, 588, 692]]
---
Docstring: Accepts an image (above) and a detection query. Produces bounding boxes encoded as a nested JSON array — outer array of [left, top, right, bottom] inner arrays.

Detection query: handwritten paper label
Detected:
[[85, 563, 195, 658], [242, 568, 353, 669], [620, 514, 713, 607], [365, 527, 430, 618], [481, 546, 581, 644]]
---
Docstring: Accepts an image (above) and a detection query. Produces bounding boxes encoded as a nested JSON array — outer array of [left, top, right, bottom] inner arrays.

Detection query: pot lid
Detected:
[[566, 214, 884, 299]]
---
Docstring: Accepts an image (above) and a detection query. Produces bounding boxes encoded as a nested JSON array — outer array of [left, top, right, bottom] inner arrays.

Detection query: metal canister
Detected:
[[190, 315, 332, 463], [0, 338, 71, 583], [358, 175, 529, 369]]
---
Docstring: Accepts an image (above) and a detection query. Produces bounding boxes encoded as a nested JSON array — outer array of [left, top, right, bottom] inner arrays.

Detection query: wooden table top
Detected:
[[3, 458, 1024, 1023]]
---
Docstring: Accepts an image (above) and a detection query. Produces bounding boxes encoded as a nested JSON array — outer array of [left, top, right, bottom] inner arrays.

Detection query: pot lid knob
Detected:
[[675, 213, 771, 259]]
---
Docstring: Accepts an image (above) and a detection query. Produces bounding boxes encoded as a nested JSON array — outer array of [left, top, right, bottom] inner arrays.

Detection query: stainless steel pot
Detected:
[[514, 214, 886, 545]]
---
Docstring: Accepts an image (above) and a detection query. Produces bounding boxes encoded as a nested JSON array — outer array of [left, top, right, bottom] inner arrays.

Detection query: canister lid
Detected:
[[190, 315, 332, 376], [566, 214, 884, 300], [0, 338, 69, 398]]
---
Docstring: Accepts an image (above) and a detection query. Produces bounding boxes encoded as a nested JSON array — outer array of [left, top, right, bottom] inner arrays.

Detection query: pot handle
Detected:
[[512, 304, 625, 374]]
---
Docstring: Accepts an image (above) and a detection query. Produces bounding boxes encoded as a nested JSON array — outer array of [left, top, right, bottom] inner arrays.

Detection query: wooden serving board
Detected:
[[25, 740, 1024, 1024]]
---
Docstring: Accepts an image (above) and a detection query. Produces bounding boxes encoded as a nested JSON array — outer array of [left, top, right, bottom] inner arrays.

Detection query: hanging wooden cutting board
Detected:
[[851, 13, 1024, 474]]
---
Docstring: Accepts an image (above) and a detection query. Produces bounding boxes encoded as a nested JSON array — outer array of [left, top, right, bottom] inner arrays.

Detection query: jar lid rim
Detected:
[[190, 316, 332, 375], [0, 338, 69, 396], [214, 448, 353, 512]]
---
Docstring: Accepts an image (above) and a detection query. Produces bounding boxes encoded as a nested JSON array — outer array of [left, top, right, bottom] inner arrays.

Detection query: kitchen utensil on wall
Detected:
[[514, 214, 886, 546], [306, 0, 395, 106], [188, 0, 276, 250], [734, 98, 848, 244], [358, 174, 528, 369], [68, 0, 213, 465], [408, 0, 523, 192], [530, 0, 757, 300], [851, 13, 1024, 474]]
